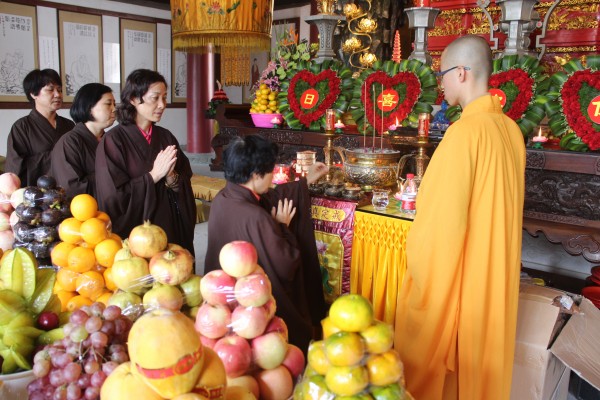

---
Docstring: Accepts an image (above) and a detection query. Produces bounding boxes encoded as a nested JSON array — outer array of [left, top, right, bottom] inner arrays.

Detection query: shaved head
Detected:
[[442, 35, 492, 84]]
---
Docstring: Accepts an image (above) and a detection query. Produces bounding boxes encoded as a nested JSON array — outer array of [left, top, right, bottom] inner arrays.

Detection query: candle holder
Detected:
[[392, 131, 433, 188], [404, 7, 440, 66], [323, 129, 341, 181]]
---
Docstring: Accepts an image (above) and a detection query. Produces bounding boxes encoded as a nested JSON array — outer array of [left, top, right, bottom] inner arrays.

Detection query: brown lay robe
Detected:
[[95, 123, 196, 255], [5, 109, 75, 186], [50, 123, 100, 200], [205, 181, 327, 353]]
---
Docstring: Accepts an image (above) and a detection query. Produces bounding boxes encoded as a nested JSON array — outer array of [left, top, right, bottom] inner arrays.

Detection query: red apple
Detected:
[[0, 172, 21, 196], [37, 311, 60, 331], [226, 375, 260, 399], [234, 273, 272, 307], [0, 193, 11, 213], [9, 187, 25, 209], [264, 316, 288, 341], [263, 296, 277, 320], [195, 302, 232, 339], [254, 365, 294, 400], [9, 211, 19, 227], [219, 241, 258, 278], [198, 334, 219, 349], [200, 270, 236, 305], [231, 305, 269, 339], [213, 334, 252, 378], [282, 344, 306, 380], [0, 212, 10, 232], [251, 332, 288, 370]]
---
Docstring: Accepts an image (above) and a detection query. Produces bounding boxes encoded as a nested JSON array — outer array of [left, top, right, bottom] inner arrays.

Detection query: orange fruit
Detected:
[[80, 217, 109, 246], [109, 232, 122, 242], [329, 294, 374, 332], [58, 218, 83, 245], [321, 316, 343, 339], [95, 211, 111, 223], [324, 331, 366, 367], [75, 270, 105, 300], [325, 364, 369, 396], [56, 290, 77, 312], [56, 267, 80, 292], [360, 320, 394, 354], [103, 267, 117, 291], [66, 295, 93, 312], [70, 194, 98, 222], [96, 291, 113, 305], [307, 340, 330, 375], [365, 350, 403, 387], [67, 246, 96, 273], [51, 242, 77, 268], [95, 238, 122, 268], [53, 281, 63, 294]]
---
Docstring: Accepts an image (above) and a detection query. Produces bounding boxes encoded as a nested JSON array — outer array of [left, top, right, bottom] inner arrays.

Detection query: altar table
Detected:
[[350, 205, 413, 326]]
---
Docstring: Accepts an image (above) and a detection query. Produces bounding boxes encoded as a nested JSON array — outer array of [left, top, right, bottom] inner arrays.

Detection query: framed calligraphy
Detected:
[[59, 11, 103, 101], [0, 3, 38, 102], [120, 19, 156, 85], [172, 50, 187, 103]]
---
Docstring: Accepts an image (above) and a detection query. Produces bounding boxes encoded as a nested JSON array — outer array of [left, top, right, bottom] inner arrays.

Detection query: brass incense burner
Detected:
[[332, 146, 402, 188]]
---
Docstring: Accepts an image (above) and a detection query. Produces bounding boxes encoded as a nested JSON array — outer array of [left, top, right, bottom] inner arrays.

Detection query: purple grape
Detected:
[[90, 370, 107, 388], [70, 309, 89, 325], [84, 386, 100, 399], [64, 362, 83, 382], [66, 382, 82, 400], [85, 316, 102, 333], [102, 305, 121, 321]]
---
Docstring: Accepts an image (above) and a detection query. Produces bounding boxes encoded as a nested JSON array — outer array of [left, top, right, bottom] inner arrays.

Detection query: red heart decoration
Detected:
[[363, 71, 421, 134], [489, 69, 534, 121], [561, 69, 600, 150], [288, 69, 341, 126]]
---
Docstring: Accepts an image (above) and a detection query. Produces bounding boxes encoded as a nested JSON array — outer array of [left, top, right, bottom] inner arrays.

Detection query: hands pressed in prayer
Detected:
[[306, 162, 329, 185], [271, 198, 297, 227], [150, 145, 177, 183]]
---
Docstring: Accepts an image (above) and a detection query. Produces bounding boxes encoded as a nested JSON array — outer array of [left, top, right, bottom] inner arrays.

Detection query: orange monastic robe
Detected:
[[394, 94, 525, 400]]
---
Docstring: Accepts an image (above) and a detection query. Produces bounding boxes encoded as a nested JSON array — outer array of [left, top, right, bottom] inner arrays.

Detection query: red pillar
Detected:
[[186, 46, 217, 153]]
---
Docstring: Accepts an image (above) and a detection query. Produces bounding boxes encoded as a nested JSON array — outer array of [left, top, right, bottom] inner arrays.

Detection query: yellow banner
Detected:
[[311, 205, 347, 223]]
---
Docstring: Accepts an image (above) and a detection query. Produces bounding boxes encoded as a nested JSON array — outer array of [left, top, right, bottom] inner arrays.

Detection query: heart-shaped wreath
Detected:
[[543, 56, 600, 151], [445, 54, 548, 137], [278, 59, 354, 130], [349, 59, 437, 134]]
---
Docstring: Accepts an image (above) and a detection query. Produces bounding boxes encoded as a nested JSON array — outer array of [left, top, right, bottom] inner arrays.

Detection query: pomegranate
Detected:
[[128, 309, 205, 398], [128, 221, 168, 258], [149, 249, 194, 285]]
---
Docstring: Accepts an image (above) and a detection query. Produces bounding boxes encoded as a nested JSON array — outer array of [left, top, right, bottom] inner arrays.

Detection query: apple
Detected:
[[179, 275, 203, 307], [0, 193, 12, 213], [281, 344, 305, 380], [360, 320, 394, 354], [225, 385, 257, 400], [142, 283, 184, 311], [9, 211, 19, 227], [231, 305, 268, 339], [198, 334, 219, 349], [0, 172, 20, 196], [37, 311, 60, 331], [0, 212, 10, 232], [251, 332, 288, 370], [219, 241, 258, 278], [234, 273, 271, 307], [9, 187, 25, 209], [254, 365, 293, 400], [107, 291, 144, 320], [195, 302, 232, 339], [262, 296, 277, 320], [213, 334, 252, 378], [264, 316, 288, 341], [200, 270, 236, 305], [100, 362, 165, 400], [226, 375, 260, 399]]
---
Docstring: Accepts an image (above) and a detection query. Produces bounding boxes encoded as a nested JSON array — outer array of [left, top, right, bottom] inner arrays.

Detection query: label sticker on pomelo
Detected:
[[135, 347, 203, 379]]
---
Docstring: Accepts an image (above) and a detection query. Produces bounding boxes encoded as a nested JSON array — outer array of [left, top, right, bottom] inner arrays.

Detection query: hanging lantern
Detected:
[[170, 0, 273, 86]]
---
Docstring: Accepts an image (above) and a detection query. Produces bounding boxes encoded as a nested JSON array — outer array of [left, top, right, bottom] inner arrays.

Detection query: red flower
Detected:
[[489, 69, 534, 121], [287, 69, 341, 127], [560, 70, 600, 150]]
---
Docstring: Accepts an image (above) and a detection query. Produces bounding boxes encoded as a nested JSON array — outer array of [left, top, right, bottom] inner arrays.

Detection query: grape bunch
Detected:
[[27, 302, 132, 400]]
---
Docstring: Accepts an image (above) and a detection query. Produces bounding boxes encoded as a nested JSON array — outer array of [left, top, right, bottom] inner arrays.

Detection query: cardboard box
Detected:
[[511, 284, 600, 400], [511, 285, 570, 400]]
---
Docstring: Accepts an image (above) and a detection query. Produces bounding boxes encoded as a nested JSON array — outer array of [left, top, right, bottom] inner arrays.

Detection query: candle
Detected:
[[326, 109, 335, 131], [270, 116, 281, 124], [532, 127, 548, 143], [334, 120, 345, 129], [388, 124, 397, 131], [416, 0, 430, 6], [272, 165, 289, 184], [363, 83, 367, 148]]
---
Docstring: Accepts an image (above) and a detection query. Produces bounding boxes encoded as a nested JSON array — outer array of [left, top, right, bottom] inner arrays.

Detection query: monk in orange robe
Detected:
[[394, 35, 526, 400]]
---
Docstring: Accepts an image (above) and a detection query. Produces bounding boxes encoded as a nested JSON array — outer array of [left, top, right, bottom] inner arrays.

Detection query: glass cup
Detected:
[[371, 189, 390, 211]]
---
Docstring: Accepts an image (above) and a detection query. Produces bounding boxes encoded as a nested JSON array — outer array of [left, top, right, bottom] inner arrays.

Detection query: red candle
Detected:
[[416, 0, 430, 6], [326, 109, 335, 131]]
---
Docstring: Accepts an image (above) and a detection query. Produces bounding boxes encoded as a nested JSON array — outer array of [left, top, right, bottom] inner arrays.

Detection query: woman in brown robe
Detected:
[[5, 69, 74, 185], [204, 135, 328, 353], [94, 69, 196, 254], [50, 83, 116, 199]]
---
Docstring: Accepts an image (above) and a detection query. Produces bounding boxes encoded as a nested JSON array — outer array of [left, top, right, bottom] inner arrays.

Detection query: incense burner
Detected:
[[333, 147, 402, 188]]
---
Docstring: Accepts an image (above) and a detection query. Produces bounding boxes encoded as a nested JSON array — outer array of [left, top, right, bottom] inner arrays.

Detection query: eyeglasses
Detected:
[[435, 65, 471, 78]]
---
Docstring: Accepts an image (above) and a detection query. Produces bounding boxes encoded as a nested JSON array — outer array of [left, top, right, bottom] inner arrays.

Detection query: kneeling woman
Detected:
[[95, 69, 196, 255]]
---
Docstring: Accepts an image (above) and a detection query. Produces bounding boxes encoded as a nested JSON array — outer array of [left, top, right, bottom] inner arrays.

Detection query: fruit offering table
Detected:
[[350, 205, 414, 326]]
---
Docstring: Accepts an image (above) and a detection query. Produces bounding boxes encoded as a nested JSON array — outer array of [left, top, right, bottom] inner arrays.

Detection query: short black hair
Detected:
[[117, 69, 167, 125], [23, 69, 62, 104], [224, 135, 278, 184], [70, 83, 113, 123]]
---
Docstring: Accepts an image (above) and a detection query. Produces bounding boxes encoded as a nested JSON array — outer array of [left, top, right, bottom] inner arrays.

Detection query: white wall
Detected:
[[0, 0, 186, 157]]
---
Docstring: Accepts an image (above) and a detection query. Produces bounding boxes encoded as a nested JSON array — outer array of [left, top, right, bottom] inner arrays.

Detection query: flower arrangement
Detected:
[[349, 59, 438, 134], [445, 54, 548, 137], [543, 55, 600, 151], [278, 59, 354, 130]]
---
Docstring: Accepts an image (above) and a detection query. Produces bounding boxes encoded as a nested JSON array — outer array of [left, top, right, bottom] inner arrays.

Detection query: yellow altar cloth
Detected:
[[190, 175, 226, 223], [350, 205, 413, 325]]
